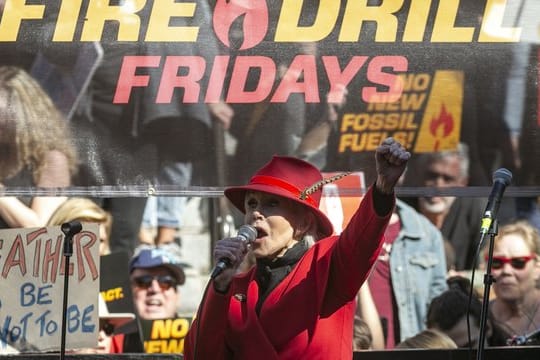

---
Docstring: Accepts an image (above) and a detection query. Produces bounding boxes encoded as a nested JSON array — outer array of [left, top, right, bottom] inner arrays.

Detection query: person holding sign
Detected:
[[184, 137, 410, 359]]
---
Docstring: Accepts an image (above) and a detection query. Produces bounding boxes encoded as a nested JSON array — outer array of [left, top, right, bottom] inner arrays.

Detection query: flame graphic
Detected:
[[429, 104, 454, 151], [213, 0, 268, 50]]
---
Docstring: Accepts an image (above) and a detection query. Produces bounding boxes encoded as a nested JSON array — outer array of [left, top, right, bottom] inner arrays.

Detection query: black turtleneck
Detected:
[[254, 240, 308, 314]]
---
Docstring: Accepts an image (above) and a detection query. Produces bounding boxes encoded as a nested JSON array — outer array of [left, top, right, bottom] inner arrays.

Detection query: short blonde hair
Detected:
[[47, 198, 112, 254], [396, 329, 457, 349], [494, 220, 540, 255]]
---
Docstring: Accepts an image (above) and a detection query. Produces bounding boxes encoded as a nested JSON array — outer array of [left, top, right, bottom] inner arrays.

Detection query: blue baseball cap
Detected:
[[129, 244, 186, 285]]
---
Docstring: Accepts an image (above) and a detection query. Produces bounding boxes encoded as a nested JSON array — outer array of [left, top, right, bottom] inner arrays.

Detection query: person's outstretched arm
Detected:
[[328, 137, 410, 302]]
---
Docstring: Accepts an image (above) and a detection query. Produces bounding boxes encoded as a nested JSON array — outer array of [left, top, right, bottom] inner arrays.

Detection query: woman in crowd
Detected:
[[396, 329, 457, 349], [47, 197, 113, 256], [184, 137, 410, 359], [488, 220, 540, 342], [0, 66, 78, 228]]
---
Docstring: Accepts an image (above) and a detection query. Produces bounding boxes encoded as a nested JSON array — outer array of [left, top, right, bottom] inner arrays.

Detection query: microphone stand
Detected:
[[59, 223, 82, 360], [476, 219, 498, 360]]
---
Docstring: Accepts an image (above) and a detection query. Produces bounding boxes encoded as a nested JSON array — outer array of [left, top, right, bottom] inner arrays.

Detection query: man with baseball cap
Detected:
[[129, 243, 186, 320]]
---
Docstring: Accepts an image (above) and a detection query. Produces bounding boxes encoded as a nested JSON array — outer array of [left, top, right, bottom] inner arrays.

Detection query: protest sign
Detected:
[[1, 0, 538, 189], [319, 172, 366, 235], [140, 316, 193, 354], [0, 224, 100, 353], [100, 251, 135, 315]]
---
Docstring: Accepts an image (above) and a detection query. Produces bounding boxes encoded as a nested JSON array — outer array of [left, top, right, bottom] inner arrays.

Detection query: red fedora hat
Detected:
[[225, 156, 335, 238]]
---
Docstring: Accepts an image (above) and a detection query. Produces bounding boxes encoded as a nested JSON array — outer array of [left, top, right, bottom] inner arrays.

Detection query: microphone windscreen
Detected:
[[61, 221, 83, 236], [492, 168, 512, 185], [237, 225, 257, 243]]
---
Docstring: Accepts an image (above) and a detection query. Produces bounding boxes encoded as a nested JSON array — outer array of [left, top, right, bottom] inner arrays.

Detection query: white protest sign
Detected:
[[0, 224, 100, 353], [319, 172, 366, 235]]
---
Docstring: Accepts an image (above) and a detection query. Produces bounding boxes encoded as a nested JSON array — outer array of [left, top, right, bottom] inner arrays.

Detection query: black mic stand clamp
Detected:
[[59, 221, 82, 360], [476, 220, 499, 360]]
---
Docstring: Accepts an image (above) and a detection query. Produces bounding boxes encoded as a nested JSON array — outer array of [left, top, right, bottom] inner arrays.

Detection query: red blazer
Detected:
[[185, 187, 391, 359]]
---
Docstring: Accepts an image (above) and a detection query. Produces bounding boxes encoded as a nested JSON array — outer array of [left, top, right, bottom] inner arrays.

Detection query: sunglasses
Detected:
[[99, 320, 115, 336], [132, 274, 178, 290], [488, 255, 535, 270]]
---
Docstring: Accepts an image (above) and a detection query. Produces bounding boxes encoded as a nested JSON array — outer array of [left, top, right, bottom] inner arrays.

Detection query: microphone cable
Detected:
[[466, 234, 485, 360]]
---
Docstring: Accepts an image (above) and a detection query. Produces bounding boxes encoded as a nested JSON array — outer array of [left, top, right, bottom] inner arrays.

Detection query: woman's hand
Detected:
[[375, 137, 410, 194], [212, 236, 249, 292], [208, 101, 234, 130]]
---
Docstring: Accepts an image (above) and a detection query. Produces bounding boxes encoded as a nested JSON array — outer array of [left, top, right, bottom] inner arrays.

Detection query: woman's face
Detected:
[[98, 224, 110, 256], [491, 234, 538, 303], [96, 329, 113, 353], [130, 267, 179, 320], [244, 191, 305, 259]]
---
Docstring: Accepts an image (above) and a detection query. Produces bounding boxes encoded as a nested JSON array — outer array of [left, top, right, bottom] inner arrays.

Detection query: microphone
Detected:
[[480, 168, 512, 234], [211, 225, 257, 279], [61, 221, 83, 237], [61, 221, 83, 256]]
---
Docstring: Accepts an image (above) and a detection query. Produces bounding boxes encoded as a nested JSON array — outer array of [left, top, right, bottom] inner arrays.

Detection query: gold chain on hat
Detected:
[[299, 172, 351, 200]]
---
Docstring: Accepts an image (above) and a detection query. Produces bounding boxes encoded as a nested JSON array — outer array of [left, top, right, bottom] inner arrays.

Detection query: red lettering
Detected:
[[1, 234, 26, 278], [226, 56, 276, 103], [75, 231, 99, 281], [112, 55, 410, 105], [156, 56, 205, 103], [43, 236, 63, 283], [323, 56, 368, 103], [362, 56, 408, 103], [205, 55, 230, 103], [27, 228, 47, 278], [271, 55, 320, 103], [113, 56, 161, 103]]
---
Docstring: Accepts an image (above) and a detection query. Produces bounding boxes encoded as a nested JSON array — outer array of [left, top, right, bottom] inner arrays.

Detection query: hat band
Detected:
[[249, 175, 317, 207]]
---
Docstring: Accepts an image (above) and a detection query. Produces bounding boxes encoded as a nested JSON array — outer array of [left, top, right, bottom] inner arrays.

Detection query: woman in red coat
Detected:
[[185, 137, 410, 359]]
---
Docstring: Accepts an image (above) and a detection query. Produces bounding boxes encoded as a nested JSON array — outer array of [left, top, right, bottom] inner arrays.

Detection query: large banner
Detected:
[[0, 224, 100, 353], [0, 0, 539, 192]]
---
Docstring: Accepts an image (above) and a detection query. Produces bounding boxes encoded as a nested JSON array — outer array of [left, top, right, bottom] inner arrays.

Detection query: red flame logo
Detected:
[[213, 0, 268, 50], [429, 104, 454, 151]]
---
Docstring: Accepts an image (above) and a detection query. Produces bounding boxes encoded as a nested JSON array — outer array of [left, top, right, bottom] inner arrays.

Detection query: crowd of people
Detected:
[[1, 0, 540, 358], [0, 68, 539, 354]]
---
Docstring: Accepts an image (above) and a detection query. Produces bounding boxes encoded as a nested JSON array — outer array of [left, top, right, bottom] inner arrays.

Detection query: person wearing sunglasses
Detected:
[[488, 220, 540, 341], [129, 243, 186, 320]]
